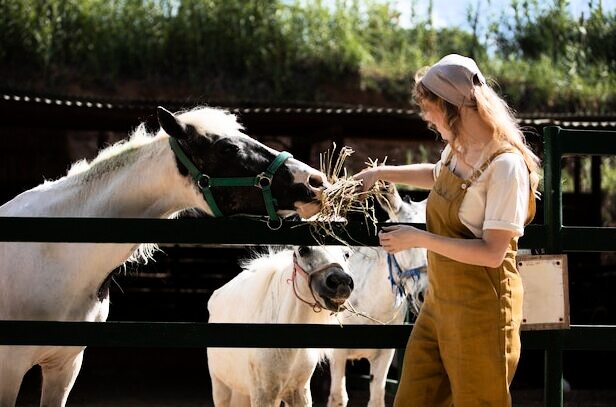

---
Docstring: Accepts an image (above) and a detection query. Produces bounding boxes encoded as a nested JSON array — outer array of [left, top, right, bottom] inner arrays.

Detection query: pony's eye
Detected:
[[221, 143, 240, 154], [298, 246, 311, 257]]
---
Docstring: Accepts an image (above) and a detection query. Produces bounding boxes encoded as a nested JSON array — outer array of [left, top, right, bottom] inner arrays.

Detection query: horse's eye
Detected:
[[221, 143, 240, 155], [298, 246, 311, 257]]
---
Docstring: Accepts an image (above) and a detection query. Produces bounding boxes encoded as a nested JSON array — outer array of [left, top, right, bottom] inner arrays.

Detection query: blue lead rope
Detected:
[[387, 253, 426, 299]]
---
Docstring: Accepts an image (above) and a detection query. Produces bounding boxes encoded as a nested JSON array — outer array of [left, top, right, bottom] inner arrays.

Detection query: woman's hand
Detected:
[[353, 167, 380, 192], [378, 225, 425, 253]]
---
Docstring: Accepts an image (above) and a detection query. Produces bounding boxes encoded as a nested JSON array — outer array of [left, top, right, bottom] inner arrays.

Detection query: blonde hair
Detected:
[[413, 67, 541, 196]]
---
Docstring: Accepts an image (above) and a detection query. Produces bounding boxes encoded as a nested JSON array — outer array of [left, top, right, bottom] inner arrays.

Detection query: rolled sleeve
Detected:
[[482, 154, 529, 237]]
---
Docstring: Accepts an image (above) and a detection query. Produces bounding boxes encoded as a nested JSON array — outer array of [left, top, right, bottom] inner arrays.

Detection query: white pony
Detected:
[[327, 184, 428, 407], [0, 106, 328, 407], [207, 245, 354, 407]]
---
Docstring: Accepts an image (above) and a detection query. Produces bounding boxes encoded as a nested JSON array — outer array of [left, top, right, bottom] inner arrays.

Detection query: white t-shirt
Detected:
[[433, 143, 530, 238]]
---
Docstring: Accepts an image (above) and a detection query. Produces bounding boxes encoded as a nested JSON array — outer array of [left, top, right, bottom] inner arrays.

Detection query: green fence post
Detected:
[[542, 126, 564, 407], [543, 126, 563, 254], [545, 330, 564, 407]]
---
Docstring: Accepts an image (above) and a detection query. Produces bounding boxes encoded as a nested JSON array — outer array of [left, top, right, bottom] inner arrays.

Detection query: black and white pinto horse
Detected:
[[207, 246, 354, 407], [0, 106, 328, 406], [327, 184, 428, 407]]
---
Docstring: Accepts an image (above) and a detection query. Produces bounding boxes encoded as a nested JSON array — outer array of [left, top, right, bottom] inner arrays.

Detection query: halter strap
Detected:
[[289, 253, 345, 313], [387, 253, 427, 299], [169, 137, 292, 228]]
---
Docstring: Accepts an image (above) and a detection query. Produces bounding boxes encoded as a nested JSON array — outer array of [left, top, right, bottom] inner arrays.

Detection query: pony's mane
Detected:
[[240, 246, 292, 272]]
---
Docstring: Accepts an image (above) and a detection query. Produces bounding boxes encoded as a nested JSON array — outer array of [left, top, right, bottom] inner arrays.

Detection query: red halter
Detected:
[[288, 253, 344, 313]]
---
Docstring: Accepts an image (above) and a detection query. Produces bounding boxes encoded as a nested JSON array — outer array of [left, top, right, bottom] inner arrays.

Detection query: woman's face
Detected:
[[421, 101, 453, 141]]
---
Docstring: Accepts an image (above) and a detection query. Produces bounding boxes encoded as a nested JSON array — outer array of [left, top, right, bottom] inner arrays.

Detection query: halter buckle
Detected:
[[267, 217, 283, 230], [197, 174, 211, 190], [255, 172, 272, 189]]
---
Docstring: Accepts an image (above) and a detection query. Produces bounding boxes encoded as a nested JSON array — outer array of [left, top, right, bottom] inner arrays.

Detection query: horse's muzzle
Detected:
[[313, 267, 354, 311], [294, 174, 330, 219]]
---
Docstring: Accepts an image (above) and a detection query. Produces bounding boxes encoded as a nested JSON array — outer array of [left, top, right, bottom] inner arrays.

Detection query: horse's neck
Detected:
[[396, 200, 427, 224], [348, 248, 400, 313], [63, 138, 204, 219], [2, 137, 205, 294]]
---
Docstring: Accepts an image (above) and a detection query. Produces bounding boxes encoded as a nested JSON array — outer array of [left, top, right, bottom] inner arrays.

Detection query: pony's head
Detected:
[[293, 245, 354, 312], [157, 106, 327, 220], [375, 182, 426, 224]]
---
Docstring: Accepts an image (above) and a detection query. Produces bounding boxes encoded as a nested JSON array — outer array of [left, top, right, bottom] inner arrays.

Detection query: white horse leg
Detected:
[[327, 352, 349, 407], [367, 349, 395, 407], [0, 348, 31, 407], [283, 383, 312, 407], [39, 349, 84, 407], [250, 391, 278, 407], [229, 391, 250, 407], [210, 375, 233, 407]]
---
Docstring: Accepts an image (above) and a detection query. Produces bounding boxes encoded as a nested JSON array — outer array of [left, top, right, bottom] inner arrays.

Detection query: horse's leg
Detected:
[[283, 384, 312, 407], [250, 385, 281, 407], [210, 375, 232, 407], [250, 392, 278, 407], [39, 349, 84, 407], [327, 351, 349, 407], [229, 391, 250, 407], [367, 349, 396, 407], [0, 348, 31, 407]]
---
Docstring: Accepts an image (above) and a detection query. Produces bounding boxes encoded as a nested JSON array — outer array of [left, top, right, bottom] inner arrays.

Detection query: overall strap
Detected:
[[465, 147, 515, 186], [443, 147, 456, 167]]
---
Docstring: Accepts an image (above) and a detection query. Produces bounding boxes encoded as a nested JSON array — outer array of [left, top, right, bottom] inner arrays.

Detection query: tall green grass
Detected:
[[0, 0, 614, 111]]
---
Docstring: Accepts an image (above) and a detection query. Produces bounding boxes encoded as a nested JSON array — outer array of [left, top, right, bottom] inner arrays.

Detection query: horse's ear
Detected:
[[157, 106, 187, 139]]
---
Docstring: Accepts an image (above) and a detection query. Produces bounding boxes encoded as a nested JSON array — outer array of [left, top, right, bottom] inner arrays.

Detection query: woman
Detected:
[[354, 54, 540, 406]]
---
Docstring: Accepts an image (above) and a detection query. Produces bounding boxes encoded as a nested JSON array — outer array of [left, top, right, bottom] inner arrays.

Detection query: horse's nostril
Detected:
[[308, 174, 324, 189], [326, 272, 353, 291]]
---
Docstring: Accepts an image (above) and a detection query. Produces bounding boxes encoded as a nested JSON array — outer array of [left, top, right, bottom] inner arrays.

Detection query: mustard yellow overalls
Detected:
[[394, 148, 535, 407]]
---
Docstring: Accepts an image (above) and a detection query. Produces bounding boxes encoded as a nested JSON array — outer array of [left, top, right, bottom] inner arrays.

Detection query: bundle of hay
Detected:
[[306, 144, 388, 244]]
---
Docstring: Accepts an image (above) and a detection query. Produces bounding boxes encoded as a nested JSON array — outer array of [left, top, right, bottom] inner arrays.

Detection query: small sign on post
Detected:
[[518, 254, 570, 330]]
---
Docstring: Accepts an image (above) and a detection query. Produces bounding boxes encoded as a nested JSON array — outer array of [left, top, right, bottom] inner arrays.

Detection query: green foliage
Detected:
[[0, 0, 614, 110], [487, 0, 616, 111]]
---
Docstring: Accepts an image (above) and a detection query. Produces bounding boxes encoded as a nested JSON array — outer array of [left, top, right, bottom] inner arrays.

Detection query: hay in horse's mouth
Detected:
[[322, 297, 348, 313], [294, 200, 322, 219], [330, 298, 346, 306]]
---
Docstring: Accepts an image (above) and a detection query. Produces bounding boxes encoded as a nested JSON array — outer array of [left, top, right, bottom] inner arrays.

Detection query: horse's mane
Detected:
[[66, 106, 244, 181], [176, 106, 244, 136]]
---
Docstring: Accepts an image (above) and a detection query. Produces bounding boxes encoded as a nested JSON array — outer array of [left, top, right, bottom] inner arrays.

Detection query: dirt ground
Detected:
[[15, 348, 616, 406]]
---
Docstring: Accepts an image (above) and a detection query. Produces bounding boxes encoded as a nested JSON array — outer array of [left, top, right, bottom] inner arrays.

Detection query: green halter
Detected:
[[169, 137, 292, 230]]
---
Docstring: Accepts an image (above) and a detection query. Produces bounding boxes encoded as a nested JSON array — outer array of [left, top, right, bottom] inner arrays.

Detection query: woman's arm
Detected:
[[353, 163, 436, 190], [379, 225, 516, 268]]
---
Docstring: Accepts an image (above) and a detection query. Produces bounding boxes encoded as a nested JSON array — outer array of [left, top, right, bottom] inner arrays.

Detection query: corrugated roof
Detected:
[[2, 92, 616, 129]]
